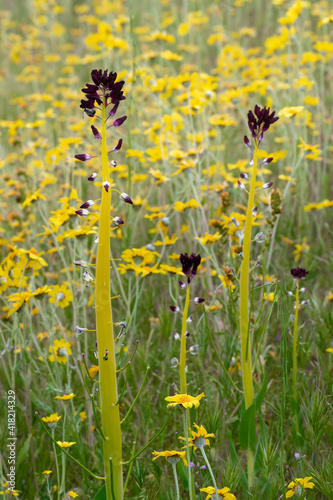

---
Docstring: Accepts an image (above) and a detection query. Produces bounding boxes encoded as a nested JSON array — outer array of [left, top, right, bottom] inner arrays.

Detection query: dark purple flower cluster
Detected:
[[291, 267, 309, 280], [80, 69, 126, 116], [246, 105, 279, 141], [180, 253, 201, 284]]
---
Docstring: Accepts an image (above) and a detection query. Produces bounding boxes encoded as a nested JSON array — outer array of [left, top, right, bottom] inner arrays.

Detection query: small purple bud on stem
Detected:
[[91, 125, 102, 139], [238, 180, 245, 190], [113, 116, 127, 127], [88, 172, 98, 181], [80, 200, 94, 209], [75, 209, 90, 217], [103, 181, 110, 192], [111, 138, 123, 152], [252, 206, 258, 216], [179, 281, 186, 289], [113, 216, 124, 226], [170, 305, 180, 313], [194, 297, 205, 304], [262, 157, 273, 164], [120, 192, 133, 205], [263, 182, 273, 189], [240, 173, 248, 180], [75, 153, 95, 162], [244, 135, 252, 148]]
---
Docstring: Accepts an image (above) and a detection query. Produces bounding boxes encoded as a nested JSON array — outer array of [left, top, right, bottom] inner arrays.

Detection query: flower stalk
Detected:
[[292, 284, 300, 435], [95, 101, 123, 499], [239, 142, 257, 488], [240, 106, 279, 488], [77, 69, 127, 500]]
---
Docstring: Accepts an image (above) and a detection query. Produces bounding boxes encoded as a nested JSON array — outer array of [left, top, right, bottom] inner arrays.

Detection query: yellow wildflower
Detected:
[[286, 477, 314, 498], [165, 393, 205, 409], [48, 284, 73, 308], [200, 486, 236, 500], [195, 232, 222, 245], [55, 393, 76, 401], [57, 441, 76, 449], [152, 450, 187, 466], [48, 339, 72, 363], [179, 423, 215, 450], [174, 199, 200, 212]]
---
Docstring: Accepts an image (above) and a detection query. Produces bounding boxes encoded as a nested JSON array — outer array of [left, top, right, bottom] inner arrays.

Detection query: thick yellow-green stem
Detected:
[[292, 285, 300, 435], [239, 143, 258, 488], [179, 286, 195, 499], [95, 102, 123, 499], [179, 285, 190, 394]]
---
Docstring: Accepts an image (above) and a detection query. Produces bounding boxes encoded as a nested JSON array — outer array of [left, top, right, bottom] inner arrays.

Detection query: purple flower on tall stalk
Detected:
[[291, 267, 309, 280], [80, 69, 126, 114], [180, 253, 201, 284], [246, 105, 279, 142]]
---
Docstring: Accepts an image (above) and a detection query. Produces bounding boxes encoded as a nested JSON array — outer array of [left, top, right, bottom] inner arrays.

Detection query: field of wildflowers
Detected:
[[0, 0, 333, 498]]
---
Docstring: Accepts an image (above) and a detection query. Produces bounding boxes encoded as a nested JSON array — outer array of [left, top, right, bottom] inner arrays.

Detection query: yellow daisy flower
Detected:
[[42, 470, 52, 475], [179, 423, 215, 450], [41, 413, 62, 425], [152, 450, 187, 466], [54, 393, 76, 401], [57, 441, 76, 449], [200, 486, 236, 499], [48, 284, 73, 308], [286, 477, 315, 498], [165, 393, 205, 409], [48, 338, 72, 363]]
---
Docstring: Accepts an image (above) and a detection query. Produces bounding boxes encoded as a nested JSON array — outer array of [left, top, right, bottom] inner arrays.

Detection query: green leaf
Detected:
[[16, 434, 32, 468], [93, 485, 106, 500], [239, 404, 256, 452], [254, 370, 268, 410]]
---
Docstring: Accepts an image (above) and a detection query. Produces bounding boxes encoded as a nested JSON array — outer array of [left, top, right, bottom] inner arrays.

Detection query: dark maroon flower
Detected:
[[113, 115, 127, 127], [91, 125, 102, 139], [180, 253, 201, 284], [247, 105, 279, 140], [75, 153, 96, 161], [111, 138, 123, 152], [79, 69, 126, 115], [291, 267, 309, 280], [194, 297, 205, 304], [170, 305, 180, 313]]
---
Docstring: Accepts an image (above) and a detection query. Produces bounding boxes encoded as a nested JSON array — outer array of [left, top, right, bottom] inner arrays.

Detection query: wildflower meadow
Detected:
[[1, 0, 333, 498]]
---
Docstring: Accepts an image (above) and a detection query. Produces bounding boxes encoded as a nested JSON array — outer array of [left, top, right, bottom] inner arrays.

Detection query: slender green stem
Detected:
[[199, 446, 218, 493], [95, 99, 122, 499], [239, 142, 258, 488], [293, 285, 300, 436], [183, 409, 195, 500], [171, 462, 180, 500], [180, 286, 190, 394]]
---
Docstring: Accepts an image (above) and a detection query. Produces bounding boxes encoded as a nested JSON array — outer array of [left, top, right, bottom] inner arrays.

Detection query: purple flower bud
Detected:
[[244, 135, 252, 148], [240, 173, 248, 179], [179, 281, 186, 289], [75, 209, 89, 217], [263, 182, 273, 189], [231, 217, 240, 227], [73, 260, 87, 268], [113, 216, 124, 226], [75, 153, 93, 161], [170, 305, 180, 313], [194, 297, 205, 304], [111, 138, 123, 152], [291, 267, 309, 280], [185, 331, 190, 337], [103, 181, 110, 192], [110, 160, 117, 168], [173, 331, 180, 340], [108, 101, 119, 116], [262, 157, 273, 164], [186, 316, 192, 324], [200, 465, 207, 470], [120, 192, 133, 205], [252, 206, 258, 216], [80, 200, 94, 209], [91, 125, 102, 139], [238, 180, 245, 190], [113, 115, 127, 127], [88, 172, 98, 181]]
